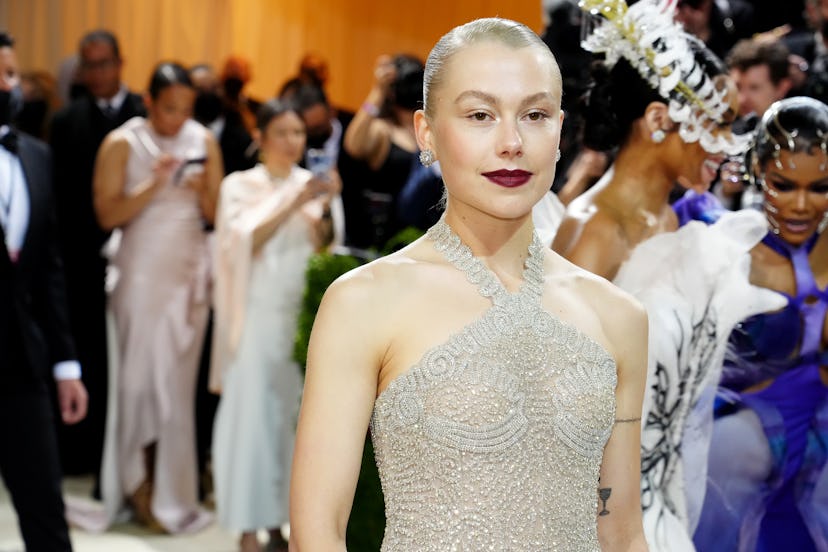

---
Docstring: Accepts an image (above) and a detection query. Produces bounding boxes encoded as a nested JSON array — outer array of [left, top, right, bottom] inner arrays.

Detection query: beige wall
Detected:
[[0, 0, 542, 112]]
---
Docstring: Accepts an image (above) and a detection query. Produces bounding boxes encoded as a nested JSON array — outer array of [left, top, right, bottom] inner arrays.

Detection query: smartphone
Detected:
[[306, 148, 333, 178], [174, 156, 207, 184]]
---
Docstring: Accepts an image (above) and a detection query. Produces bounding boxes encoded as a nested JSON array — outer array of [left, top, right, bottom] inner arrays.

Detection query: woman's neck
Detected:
[[264, 161, 292, 180], [608, 142, 676, 212], [443, 207, 535, 278]]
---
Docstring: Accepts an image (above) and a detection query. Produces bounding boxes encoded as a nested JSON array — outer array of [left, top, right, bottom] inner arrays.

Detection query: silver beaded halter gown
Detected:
[[370, 218, 618, 551]]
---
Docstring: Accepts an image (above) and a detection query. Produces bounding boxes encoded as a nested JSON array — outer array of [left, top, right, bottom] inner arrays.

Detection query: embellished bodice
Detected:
[[369, 219, 618, 551], [722, 232, 828, 391]]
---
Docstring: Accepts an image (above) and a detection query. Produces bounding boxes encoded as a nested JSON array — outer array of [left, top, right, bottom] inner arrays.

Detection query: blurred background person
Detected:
[[92, 62, 222, 533], [712, 37, 796, 210], [540, 0, 607, 196], [297, 52, 329, 88], [16, 69, 60, 140], [219, 55, 261, 135], [190, 63, 256, 176], [210, 99, 342, 552], [674, 0, 756, 60], [343, 53, 423, 249], [728, 38, 794, 122], [55, 54, 84, 106], [554, 2, 781, 548], [0, 30, 88, 552], [48, 28, 146, 491], [282, 81, 372, 251], [188, 61, 256, 507], [694, 96, 828, 552], [786, 0, 828, 104]]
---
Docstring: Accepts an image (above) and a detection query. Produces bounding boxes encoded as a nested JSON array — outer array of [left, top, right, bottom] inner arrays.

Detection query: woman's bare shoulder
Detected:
[[99, 127, 131, 150], [547, 251, 640, 310], [543, 250, 647, 358], [554, 187, 624, 247], [322, 237, 443, 314]]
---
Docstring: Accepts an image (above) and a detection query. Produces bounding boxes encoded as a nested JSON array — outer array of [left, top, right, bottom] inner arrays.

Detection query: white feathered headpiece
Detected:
[[579, 0, 750, 155]]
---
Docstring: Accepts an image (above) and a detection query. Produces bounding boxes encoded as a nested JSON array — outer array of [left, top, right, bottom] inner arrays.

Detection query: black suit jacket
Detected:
[[218, 108, 256, 176], [49, 92, 146, 259], [0, 132, 76, 385], [331, 109, 379, 249]]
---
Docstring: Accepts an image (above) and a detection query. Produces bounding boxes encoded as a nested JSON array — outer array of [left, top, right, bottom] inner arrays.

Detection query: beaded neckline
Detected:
[[425, 217, 545, 306]]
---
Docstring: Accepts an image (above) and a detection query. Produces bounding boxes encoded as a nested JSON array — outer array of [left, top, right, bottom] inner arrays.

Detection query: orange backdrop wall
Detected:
[[0, 0, 543, 112]]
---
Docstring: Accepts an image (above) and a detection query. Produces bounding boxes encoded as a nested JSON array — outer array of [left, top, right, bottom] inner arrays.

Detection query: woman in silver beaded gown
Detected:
[[290, 17, 649, 552]]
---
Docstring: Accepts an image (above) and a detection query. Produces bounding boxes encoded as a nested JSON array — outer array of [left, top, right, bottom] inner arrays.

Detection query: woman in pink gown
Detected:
[[92, 62, 223, 533]]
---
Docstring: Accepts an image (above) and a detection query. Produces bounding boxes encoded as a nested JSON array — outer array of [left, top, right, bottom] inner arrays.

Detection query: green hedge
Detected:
[[292, 228, 423, 551]]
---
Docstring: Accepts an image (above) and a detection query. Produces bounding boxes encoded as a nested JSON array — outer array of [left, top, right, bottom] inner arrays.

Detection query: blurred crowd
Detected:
[[3, 0, 828, 550]]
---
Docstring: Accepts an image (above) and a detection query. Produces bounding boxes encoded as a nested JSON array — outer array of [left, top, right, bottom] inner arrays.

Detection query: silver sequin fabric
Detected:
[[370, 219, 618, 551]]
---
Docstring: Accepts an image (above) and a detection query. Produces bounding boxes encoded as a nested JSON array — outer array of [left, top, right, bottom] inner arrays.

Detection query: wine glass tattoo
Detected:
[[599, 487, 612, 516]]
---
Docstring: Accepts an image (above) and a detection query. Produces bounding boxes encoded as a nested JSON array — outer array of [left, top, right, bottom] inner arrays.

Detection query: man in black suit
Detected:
[[0, 32, 88, 551], [282, 82, 374, 250], [189, 63, 256, 176], [49, 29, 145, 477]]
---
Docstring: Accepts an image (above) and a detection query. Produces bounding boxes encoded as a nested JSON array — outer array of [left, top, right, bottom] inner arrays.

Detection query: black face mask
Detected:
[[14, 99, 48, 136], [193, 91, 223, 125], [0, 86, 23, 127], [223, 77, 244, 101], [306, 132, 331, 150]]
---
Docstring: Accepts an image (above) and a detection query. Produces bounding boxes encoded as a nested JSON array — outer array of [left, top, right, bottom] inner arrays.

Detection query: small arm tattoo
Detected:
[[598, 487, 612, 516], [615, 416, 641, 424]]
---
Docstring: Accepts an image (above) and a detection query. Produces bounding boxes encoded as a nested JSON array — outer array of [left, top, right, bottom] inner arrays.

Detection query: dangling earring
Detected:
[[651, 129, 666, 144], [819, 211, 828, 234], [555, 148, 561, 163], [419, 149, 435, 167], [764, 202, 781, 234]]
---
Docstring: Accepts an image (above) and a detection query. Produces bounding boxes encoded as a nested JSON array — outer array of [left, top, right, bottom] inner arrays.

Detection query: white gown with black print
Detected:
[[613, 210, 785, 551], [534, 193, 784, 551]]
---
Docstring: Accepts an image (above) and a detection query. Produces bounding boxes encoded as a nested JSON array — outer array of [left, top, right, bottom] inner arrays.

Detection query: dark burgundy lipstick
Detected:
[[481, 169, 532, 188]]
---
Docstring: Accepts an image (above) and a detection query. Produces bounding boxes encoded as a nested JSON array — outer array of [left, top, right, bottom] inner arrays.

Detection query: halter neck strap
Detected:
[[762, 231, 826, 357], [426, 217, 545, 306]]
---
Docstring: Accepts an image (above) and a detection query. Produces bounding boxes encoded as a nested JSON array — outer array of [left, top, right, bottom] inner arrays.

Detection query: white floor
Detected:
[[0, 476, 241, 552]]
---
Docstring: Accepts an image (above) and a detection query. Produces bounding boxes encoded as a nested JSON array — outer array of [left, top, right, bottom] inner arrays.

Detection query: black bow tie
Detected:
[[0, 130, 17, 154]]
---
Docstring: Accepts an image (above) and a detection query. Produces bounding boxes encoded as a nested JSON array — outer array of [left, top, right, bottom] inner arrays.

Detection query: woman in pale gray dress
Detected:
[[290, 18, 649, 551], [93, 62, 222, 533], [210, 99, 341, 552]]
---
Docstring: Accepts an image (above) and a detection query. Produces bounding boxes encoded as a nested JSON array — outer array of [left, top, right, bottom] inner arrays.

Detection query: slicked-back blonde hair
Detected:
[[423, 17, 562, 119]]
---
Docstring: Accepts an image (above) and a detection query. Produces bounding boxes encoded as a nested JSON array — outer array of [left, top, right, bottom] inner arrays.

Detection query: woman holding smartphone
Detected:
[[92, 61, 222, 533], [210, 99, 342, 552]]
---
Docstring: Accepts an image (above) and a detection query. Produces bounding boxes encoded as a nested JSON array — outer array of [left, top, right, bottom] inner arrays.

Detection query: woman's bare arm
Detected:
[[289, 269, 387, 551], [192, 132, 224, 224], [596, 291, 649, 552], [343, 55, 394, 170], [93, 132, 166, 230]]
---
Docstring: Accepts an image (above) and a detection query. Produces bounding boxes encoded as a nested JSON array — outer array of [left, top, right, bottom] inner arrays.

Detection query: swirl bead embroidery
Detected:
[[370, 218, 617, 551]]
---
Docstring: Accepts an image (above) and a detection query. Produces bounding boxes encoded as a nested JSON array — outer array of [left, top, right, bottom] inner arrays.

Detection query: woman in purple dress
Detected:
[[694, 97, 828, 551]]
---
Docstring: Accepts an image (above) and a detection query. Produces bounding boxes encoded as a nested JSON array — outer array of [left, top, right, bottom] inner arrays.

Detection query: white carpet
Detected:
[[0, 477, 239, 552]]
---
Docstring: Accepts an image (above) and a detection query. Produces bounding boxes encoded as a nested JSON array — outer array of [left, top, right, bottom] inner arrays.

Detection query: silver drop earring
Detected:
[[819, 211, 828, 234], [651, 129, 666, 144], [555, 148, 561, 163], [419, 149, 435, 167]]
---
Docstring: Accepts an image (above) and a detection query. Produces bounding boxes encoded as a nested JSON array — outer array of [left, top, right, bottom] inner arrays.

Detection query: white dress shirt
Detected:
[[0, 125, 29, 260], [0, 125, 81, 380], [95, 85, 129, 116]]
